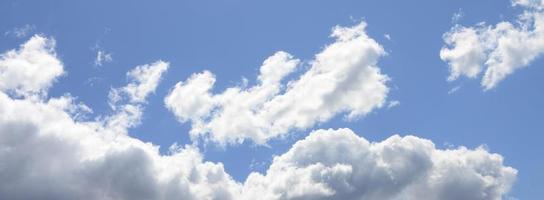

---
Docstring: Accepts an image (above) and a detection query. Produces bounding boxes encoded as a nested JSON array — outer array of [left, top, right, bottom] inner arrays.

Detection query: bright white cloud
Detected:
[[242, 128, 517, 200], [110, 61, 169, 104], [0, 36, 241, 200], [0, 35, 63, 96], [165, 22, 390, 145], [0, 31, 517, 200], [441, 0, 544, 90], [105, 60, 169, 134]]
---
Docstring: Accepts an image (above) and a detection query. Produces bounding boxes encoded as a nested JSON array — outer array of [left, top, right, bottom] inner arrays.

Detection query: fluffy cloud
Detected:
[[0, 36, 241, 200], [242, 128, 517, 200], [0, 35, 63, 96], [440, 0, 544, 90], [109, 60, 169, 104], [104, 60, 169, 135], [165, 22, 390, 145], [0, 34, 517, 200]]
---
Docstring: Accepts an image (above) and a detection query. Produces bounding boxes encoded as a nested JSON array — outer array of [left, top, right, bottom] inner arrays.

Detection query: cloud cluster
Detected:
[[440, 0, 544, 90], [165, 22, 390, 145], [0, 31, 516, 199], [0, 36, 242, 200], [243, 128, 516, 200]]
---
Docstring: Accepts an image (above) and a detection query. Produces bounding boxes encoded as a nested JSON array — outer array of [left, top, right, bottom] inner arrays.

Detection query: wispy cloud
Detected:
[[94, 50, 113, 66], [387, 100, 400, 108], [384, 33, 391, 41], [451, 9, 464, 24], [448, 86, 461, 95], [4, 24, 36, 38]]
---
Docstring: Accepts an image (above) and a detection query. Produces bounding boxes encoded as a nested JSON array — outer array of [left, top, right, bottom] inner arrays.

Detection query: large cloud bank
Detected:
[[0, 27, 516, 199], [440, 0, 544, 90]]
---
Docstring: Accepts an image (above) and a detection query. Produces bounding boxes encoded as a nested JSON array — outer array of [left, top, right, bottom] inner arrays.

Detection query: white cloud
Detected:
[[110, 61, 169, 104], [0, 30, 517, 200], [105, 60, 169, 134], [242, 128, 517, 200], [94, 50, 113, 66], [441, 26, 487, 81], [441, 0, 544, 90], [0, 36, 241, 200], [0, 35, 63, 97], [165, 22, 390, 145]]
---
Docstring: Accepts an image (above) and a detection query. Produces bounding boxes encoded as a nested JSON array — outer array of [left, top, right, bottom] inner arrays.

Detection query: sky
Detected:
[[0, 0, 543, 199]]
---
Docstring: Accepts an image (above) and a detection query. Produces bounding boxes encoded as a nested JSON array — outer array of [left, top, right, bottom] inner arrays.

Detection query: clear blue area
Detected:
[[1, 0, 542, 199]]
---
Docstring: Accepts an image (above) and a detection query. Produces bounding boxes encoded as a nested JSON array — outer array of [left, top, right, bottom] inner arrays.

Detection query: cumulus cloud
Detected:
[[109, 60, 169, 104], [242, 128, 517, 200], [0, 33, 517, 200], [0, 36, 241, 200], [0, 94, 242, 199], [165, 22, 390, 145], [0, 35, 63, 96], [440, 0, 544, 90], [104, 60, 169, 135]]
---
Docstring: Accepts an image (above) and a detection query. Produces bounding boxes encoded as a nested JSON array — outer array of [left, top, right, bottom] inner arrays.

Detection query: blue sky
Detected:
[[1, 0, 543, 199]]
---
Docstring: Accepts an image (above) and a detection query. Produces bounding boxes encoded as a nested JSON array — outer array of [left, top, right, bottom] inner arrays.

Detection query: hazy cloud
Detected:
[[4, 24, 36, 38]]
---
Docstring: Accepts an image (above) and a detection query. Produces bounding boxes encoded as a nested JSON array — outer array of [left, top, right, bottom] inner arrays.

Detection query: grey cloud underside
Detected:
[[0, 23, 516, 200], [243, 129, 516, 200], [0, 97, 516, 200]]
